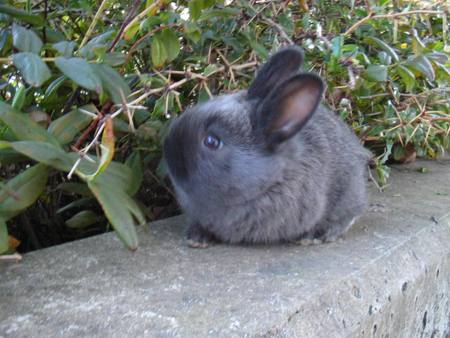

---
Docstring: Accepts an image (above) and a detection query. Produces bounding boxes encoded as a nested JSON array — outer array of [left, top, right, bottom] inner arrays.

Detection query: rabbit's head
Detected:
[[163, 46, 324, 210]]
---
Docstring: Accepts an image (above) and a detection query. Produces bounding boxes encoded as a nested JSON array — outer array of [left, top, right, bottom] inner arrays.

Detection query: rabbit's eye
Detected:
[[203, 135, 222, 150]]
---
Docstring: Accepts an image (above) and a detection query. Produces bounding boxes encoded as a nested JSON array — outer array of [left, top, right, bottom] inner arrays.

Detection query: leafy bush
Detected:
[[0, 0, 448, 255]]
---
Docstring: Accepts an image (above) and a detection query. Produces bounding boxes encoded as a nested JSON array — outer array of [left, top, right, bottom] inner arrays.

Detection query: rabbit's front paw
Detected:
[[186, 222, 215, 249]]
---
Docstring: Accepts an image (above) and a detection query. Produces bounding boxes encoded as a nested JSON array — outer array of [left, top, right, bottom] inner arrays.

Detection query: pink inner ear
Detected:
[[271, 83, 320, 134]]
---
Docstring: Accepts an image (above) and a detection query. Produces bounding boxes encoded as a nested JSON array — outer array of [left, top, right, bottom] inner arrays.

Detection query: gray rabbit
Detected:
[[163, 46, 371, 248]]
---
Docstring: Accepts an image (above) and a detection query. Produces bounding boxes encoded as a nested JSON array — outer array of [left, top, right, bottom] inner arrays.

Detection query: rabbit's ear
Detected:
[[248, 46, 304, 100], [258, 73, 324, 146]]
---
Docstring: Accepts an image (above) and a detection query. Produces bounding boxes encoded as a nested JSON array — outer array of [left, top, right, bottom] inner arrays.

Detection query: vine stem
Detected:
[[343, 10, 444, 36], [79, 0, 109, 49], [0, 57, 56, 63]]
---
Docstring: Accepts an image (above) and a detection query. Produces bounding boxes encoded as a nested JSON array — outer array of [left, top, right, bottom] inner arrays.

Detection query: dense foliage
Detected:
[[0, 0, 448, 255]]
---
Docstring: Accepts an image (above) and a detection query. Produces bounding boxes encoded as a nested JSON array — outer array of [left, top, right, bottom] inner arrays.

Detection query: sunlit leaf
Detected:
[[151, 33, 167, 67], [83, 117, 115, 180], [160, 29, 180, 62]]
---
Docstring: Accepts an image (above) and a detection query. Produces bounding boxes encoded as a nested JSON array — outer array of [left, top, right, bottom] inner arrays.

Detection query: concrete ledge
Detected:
[[1, 159, 450, 337]]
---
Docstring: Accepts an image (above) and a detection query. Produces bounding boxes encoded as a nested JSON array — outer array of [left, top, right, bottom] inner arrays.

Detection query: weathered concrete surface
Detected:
[[1, 159, 450, 338]]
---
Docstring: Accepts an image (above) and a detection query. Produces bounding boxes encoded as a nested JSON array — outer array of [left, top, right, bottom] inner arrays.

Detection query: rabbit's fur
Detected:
[[163, 46, 371, 247]]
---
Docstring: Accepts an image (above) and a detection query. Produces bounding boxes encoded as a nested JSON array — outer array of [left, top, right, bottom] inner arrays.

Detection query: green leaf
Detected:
[[189, 0, 204, 20], [124, 21, 140, 41], [365, 64, 387, 82], [393, 145, 406, 161], [55, 57, 102, 92], [12, 52, 51, 87], [102, 52, 126, 66], [331, 36, 343, 58], [56, 197, 94, 214], [7, 142, 133, 191], [57, 182, 92, 196], [91, 64, 131, 104], [0, 164, 49, 219], [0, 217, 8, 254], [411, 29, 426, 56], [151, 33, 167, 67], [0, 29, 10, 53], [426, 52, 449, 64], [434, 62, 450, 81], [87, 180, 143, 250], [44, 75, 67, 99], [0, 5, 44, 26], [365, 36, 399, 63], [377, 51, 391, 66], [79, 30, 115, 59], [53, 41, 77, 57], [0, 101, 60, 145], [12, 85, 26, 110], [87, 161, 136, 196], [249, 40, 269, 59], [396, 65, 415, 92], [83, 117, 115, 180], [65, 210, 102, 229], [199, 8, 241, 20], [47, 105, 94, 145], [125, 151, 143, 196], [160, 29, 180, 62], [12, 24, 43, 54], [407, 55, 435, 81], [7, 141, 74, 171]]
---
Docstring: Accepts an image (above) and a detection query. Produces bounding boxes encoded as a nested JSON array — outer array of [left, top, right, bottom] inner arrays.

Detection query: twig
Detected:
[[0, 253, 22, 262], [263, 17, 294, 44], [124, 61, 258, 108], [62, 87, 81, 114], [108, 0, 142, 52], [124, 23, 179, 65], [79, 0, 109, 49], [343, 10, 444, 36], [123, 0, 164, 35], [66, 61, 257, 179], [42, 0, 48, 43], [215, 48, 236, 85]]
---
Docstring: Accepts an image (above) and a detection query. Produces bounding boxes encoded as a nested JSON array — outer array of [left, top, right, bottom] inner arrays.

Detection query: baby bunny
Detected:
[[163, 46, 371, 248]]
